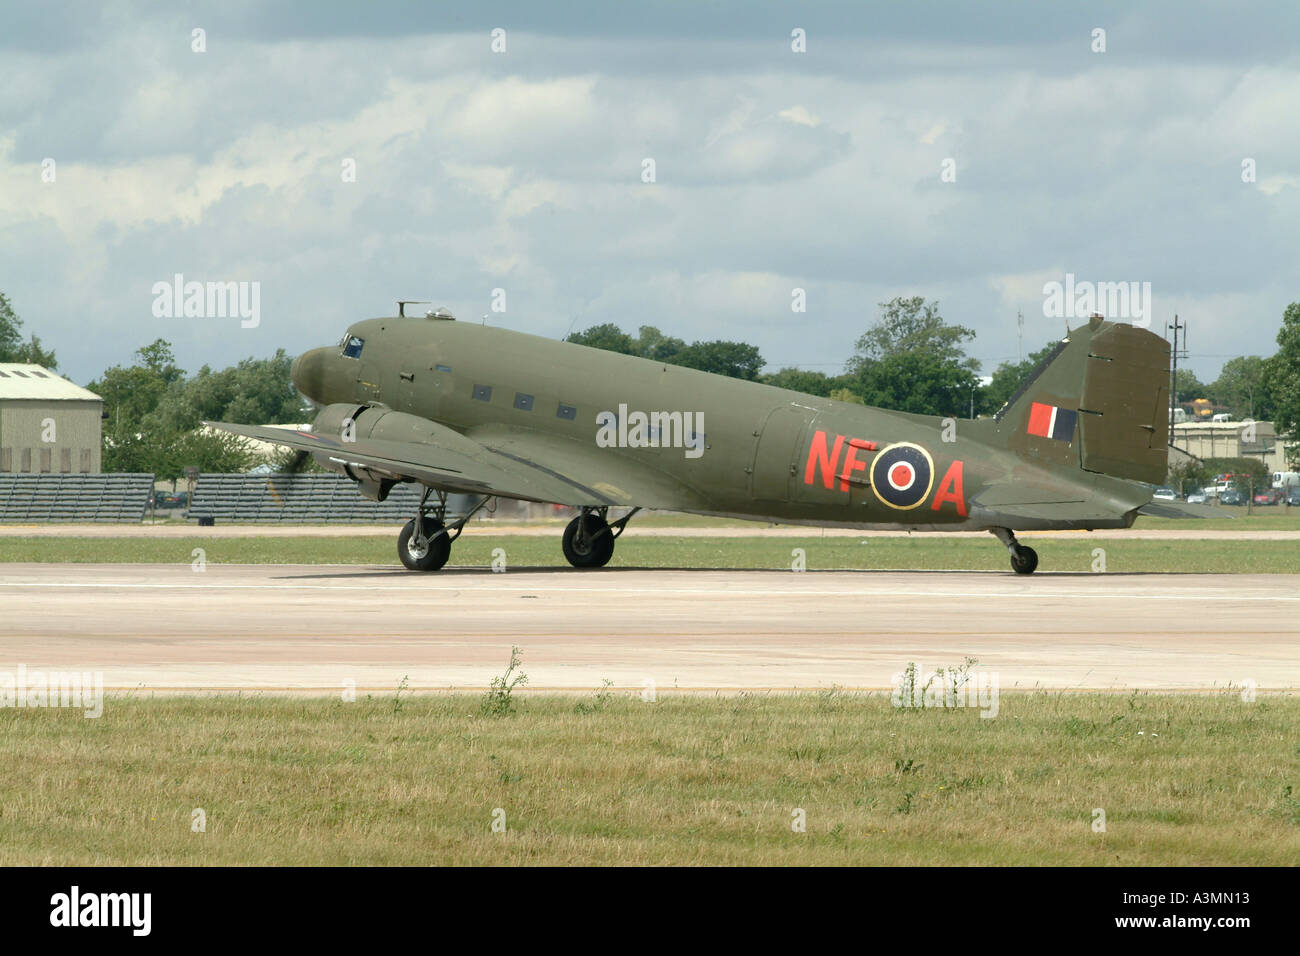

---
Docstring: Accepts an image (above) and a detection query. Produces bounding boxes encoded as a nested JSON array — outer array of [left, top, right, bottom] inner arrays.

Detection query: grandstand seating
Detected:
[[0, 474, 154, 522], [187, 473, 470, 523]]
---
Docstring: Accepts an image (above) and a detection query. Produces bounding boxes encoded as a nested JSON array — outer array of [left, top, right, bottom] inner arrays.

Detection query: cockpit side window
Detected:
[[342, 335, 364, 358]]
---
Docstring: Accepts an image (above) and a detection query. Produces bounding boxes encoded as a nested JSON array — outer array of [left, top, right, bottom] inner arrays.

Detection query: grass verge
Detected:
[[1, 692, 1296, 865]]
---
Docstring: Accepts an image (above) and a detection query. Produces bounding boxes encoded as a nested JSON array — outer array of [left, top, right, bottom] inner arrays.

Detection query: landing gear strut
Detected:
[[398, 487, 492, 571], [991, 527, 1039, 575], [562, 506, 639, 569]]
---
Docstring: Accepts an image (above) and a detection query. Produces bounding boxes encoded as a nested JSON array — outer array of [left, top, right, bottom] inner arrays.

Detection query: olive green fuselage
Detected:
[[291, 317, 1149, 531]]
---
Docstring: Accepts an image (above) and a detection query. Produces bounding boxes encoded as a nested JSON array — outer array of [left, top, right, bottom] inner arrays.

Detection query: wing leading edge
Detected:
[[204, 419, 619, 506]]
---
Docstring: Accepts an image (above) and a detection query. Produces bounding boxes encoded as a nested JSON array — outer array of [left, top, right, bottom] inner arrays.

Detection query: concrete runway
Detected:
[[1, 563, 1296, 692]]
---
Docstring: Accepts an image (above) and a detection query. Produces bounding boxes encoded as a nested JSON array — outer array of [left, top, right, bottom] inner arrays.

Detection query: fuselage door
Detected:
[[750, 405, 810, 502]]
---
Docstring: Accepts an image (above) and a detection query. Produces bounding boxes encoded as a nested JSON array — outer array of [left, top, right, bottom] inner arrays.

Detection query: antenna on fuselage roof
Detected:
[[397, 300, 431, 317]]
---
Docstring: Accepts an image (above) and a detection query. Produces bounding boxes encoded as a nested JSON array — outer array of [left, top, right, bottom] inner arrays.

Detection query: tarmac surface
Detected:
[[1, 562, 1296, 692]]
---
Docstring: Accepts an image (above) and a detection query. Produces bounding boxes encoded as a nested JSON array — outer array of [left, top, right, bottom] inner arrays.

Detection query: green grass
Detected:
[[1138, 506, 1300, 530], [3, 533, 1300, 572], [1, 693, 1295, 865]]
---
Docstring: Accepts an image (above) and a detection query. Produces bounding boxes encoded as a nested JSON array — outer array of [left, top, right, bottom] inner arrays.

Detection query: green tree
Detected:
[[1167, 458, 1213, 496], [565, 322, 765, 380], [847, 297, 978, 375], [156, 430, 255, 481], [846, 297, 982, 417], [981, 342, 1061, 416], [632, 326, 686, 363], [761, 367, 837, 396], [0, 292, 17, 358], [1266, 303, 1300, 461], [856, 350, 982, 418], [1173, 368, 1206, 404], [565, 323, 639, 355], [1204, 457, 1271, 498], [0, 291, 58, 369], [144, 351, 306, 434], [1210, 355, 1272, 421], [90, 339, 272, 477], [88, 339, 185, 438], [674, 340, 765, 380]]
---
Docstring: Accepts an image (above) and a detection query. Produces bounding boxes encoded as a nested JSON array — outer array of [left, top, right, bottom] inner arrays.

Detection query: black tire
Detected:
[[562, 514, 615, 568], [398, 517, 451, 571], [1010, 546, 1039, 575]]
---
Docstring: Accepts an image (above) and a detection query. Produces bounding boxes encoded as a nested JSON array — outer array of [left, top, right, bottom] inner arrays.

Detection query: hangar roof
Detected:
[[0, 364, 102, 402]]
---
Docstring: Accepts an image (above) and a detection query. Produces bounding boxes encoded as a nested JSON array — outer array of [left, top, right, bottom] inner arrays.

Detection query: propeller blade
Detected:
[[284, 449, 310, 473]]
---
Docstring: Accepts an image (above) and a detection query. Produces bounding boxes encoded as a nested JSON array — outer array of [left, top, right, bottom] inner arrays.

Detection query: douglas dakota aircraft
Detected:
[[209, 307, 1211, 575]]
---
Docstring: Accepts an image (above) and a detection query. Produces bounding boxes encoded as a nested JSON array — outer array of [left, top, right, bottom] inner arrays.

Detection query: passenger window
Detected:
[[514, 393, 534, 411], [556, 403, 577, 421], [472, 384, 492, 402], [342, 335, 364, 358]]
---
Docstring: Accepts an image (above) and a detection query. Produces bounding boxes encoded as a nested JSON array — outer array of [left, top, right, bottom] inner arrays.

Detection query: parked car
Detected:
[[1220, 489, 1245, 506], [1152, 487, 1178, 501], [1253, 488, 1282, 506], [1288, 489, 1300, 507], [1186, 490, 1207, 504]]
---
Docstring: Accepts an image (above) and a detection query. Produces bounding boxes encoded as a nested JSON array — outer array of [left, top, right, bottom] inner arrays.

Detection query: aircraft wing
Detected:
[[203, 420, 701, 509], [465, 423, 711, 511]]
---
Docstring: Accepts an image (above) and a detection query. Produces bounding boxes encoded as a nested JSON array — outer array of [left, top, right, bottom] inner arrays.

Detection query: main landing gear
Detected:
[[562, 506, 639, 569], [991, 527, 1039, 575], [398, 488, 491, 571]]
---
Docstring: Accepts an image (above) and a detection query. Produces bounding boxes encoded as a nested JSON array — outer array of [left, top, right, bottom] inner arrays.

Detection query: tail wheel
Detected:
[[562, 514, 615, 568], [398, 517, 451, 571], [1010, 546, 1039, 575]]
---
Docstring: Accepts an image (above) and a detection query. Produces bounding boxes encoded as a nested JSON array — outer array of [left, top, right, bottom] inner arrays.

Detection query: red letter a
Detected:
[[931, 460, 967, 516]]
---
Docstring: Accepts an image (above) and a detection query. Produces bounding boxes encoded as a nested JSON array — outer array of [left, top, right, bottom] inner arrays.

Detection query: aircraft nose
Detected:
[[290, 347, 331, 404]]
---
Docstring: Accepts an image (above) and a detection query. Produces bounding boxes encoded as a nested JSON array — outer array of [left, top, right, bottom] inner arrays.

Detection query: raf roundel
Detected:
[[870, 442, 935, 510]]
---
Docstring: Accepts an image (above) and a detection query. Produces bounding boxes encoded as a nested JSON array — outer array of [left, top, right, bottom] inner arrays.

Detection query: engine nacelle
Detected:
[[308, 403, 453, 501], [307, 403, 395, 499], [306, 403, 370, 476]]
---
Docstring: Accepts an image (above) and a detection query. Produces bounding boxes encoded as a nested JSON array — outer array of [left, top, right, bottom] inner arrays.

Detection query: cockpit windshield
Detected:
[[342, 335, 364, 359]]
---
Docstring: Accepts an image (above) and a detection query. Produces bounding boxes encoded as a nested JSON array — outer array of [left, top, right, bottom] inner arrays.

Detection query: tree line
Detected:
[[569, 296, 987, 418], [87, 340, 308, 480]]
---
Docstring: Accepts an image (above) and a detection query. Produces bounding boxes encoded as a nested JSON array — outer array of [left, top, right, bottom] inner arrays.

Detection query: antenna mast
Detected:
[[1168, 314, 1188, 435]]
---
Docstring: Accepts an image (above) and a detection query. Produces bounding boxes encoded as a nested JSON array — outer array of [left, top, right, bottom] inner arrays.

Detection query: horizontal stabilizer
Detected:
[[1137, 500, 1228, 519]]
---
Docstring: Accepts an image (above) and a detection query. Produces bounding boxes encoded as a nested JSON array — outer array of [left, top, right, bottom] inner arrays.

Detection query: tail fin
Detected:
[[996, 316, 1170, 485]]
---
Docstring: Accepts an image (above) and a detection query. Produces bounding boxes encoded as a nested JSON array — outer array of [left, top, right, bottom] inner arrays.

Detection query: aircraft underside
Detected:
[[389, 483, 1110, 576]]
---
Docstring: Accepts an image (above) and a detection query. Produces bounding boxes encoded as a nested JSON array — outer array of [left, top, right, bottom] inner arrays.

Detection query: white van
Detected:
[[1211, 412, 1233, 423], [1272, 472, 1300, 490]]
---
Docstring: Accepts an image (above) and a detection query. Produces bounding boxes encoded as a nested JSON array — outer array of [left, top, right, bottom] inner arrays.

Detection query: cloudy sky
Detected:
[[2, 0, 1297, 387]]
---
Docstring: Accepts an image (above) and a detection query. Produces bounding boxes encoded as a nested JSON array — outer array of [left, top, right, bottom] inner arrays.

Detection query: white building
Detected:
[[1170, 420, 1287, 472]]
